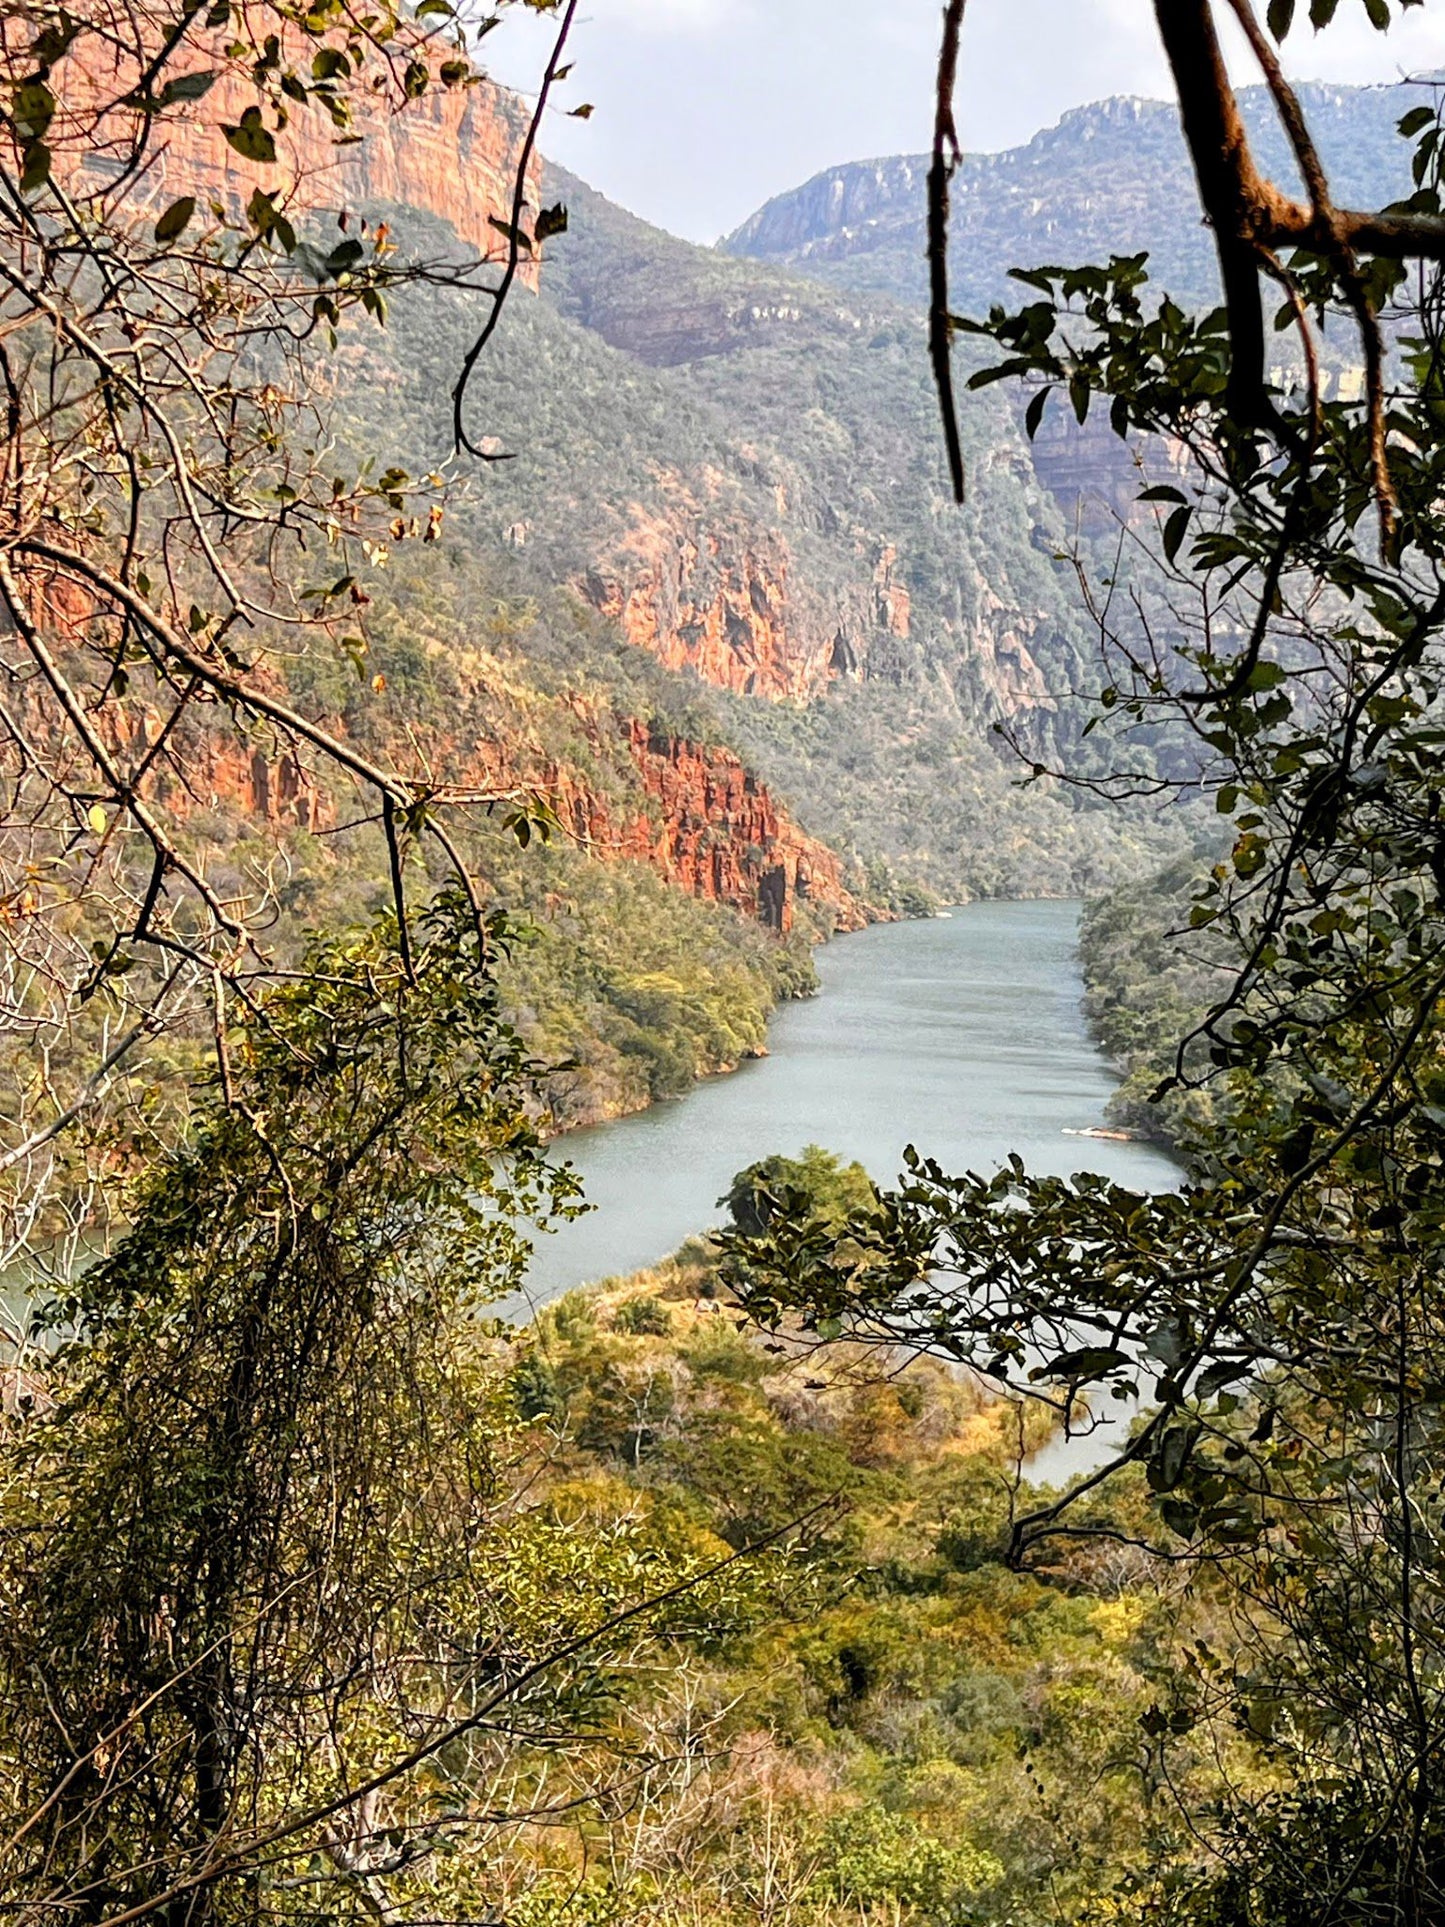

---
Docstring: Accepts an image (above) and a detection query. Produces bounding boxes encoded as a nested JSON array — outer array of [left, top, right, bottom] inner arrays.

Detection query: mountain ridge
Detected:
[[722, 79, 1420, 311]]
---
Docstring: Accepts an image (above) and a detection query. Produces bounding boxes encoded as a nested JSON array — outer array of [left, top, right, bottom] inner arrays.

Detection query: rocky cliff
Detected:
[[722, 84, 1414, 314], [100, 667, 867, 937], [62, 33, 540, 284], [573, 474, 918, 703], [497, 705, 870, 935], [608, 720, 868, 935]]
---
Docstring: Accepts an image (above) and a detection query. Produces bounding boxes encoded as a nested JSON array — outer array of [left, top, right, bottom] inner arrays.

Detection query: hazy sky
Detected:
[[488, 0, 1445, 243]]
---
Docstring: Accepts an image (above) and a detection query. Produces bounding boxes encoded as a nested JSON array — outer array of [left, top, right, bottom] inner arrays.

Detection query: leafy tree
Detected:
[[0, 893, 597, 1917], [0, 0, 575, 1258], [727, 4, 1445, 1919], [722, 1145, 877, 1240]]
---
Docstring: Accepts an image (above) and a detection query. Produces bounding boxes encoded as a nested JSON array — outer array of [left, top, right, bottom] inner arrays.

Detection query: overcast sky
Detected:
[[487, 0, 1445, 243]]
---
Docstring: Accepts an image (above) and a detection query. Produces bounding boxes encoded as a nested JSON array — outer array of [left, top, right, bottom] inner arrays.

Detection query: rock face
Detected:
[[581, 482, 818, 701], [62, 36, 539, 285], [566, 438, 924, 702], [541, 717, 869, 934], [725, 155, 927, 269], [612, 721, 869, 934], [580, 514, 922, 704], [103, 683, 866, 936]]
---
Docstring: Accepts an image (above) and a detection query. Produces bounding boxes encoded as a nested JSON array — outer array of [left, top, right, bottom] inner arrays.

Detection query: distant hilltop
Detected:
[[723, 81, 1421, 313]]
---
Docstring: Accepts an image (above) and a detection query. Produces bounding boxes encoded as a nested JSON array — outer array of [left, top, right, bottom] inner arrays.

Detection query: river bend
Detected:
[[515, 900, 1177, 1311]]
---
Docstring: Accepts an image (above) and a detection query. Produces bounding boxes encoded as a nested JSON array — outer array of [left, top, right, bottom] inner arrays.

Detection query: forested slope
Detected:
[[725, 80, 1416, 314], [488, 1238, 1204, 1927], [339, 175, 1186, 903]]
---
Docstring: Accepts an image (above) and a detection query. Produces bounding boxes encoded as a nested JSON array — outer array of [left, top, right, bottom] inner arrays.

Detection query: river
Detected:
[[515, 900, 1177, 1309]]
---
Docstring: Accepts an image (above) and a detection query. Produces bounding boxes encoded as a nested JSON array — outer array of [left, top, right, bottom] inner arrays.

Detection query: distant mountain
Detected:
[[356, 176, 1176, 908], [723, 82, 1419, 313]]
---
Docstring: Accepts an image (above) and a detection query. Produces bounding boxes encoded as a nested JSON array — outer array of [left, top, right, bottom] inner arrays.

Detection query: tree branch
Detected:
[[929, 0, 968, 506]]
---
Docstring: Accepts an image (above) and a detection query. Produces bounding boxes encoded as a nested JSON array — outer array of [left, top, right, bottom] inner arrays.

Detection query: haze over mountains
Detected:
[[723, 80, 1417, 310]]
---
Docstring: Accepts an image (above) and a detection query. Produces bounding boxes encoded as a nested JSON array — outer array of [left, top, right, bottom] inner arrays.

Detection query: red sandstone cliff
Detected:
[[576, 473, 921, 703], [564, 720, 868, 934], [581, 488, 813, 702], [100, 679, 868, 937], [54, 27, 539, 283]]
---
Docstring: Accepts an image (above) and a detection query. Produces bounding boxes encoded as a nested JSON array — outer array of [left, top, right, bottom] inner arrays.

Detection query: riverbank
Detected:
[[1077, 858, 1229, 1150], [514, 902, 1178, 1308]]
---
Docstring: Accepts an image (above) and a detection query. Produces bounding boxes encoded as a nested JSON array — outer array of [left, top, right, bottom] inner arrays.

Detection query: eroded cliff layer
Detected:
[[92, 668, 866, 938], [61, 35, 538, 282]]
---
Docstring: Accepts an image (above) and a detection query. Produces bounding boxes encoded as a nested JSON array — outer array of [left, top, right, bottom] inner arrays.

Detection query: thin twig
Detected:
[[452, 0, 582, 457]]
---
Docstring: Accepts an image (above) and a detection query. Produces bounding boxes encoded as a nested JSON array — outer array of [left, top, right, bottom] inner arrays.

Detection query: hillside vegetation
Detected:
[[339, 182, 1188, 900], [487, 1232, 1221, 1927], [724, 81, 1415, 315]]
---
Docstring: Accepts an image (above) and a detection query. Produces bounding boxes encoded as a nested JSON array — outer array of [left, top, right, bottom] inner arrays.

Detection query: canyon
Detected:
[[43, 49, 1421, 1058]]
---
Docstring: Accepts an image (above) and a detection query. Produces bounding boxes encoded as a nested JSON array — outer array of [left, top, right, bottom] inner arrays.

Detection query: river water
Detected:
[[516, 900, 1177, 1310]]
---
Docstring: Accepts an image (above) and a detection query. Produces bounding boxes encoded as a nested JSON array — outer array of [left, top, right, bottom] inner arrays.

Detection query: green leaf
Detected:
[[1159, 1497, 1198, 1539], [1163, 504, 1192, 565], [1399, 106, 1436, 138], [1279, 1120, 1317, 1175], [1267, 0, 1296, 34], [1309, 0, 1341, 22], [488, 214, 533, 253], [1149, 1423, 1200, 1493], [223, 107, 276, 164], [1024, 385, 1051, 440], [29, 16, 82, 65], [1362, 0, 1390, 24], [1233, 833, 1268, 880], [11, 79, 55, 140], [1197, 1359, 1251, 1398], [153, 195, 196, 243], [1146, 1317, 1189, 1371], [534, 201, 569, 242], [1139, 484, 1188, 504], [18, 139, 51, 194], [1047, 1346, 1130, 1383], [159, 70, 216, 104]]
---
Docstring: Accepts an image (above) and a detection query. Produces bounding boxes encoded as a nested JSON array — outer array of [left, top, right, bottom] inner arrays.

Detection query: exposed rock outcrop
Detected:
[[576, 473, 918, 704], [612, 720, 869, 934], [582, 498, 816, 702], [541, 717, 871, 934], [97, 678, 868, 937], [61, 37, 539, 284]]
